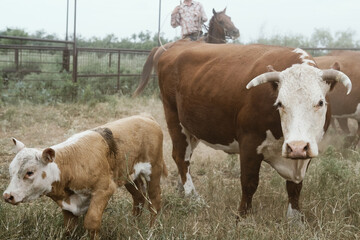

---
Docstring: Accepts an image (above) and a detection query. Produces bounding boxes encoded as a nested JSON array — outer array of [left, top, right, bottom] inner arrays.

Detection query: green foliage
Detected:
[[0, 28, 29, 45], [248, 27, 360, 49], [75, 31, 170, 50], [2, 73, 75, 104], [318, 146, 351, 185]]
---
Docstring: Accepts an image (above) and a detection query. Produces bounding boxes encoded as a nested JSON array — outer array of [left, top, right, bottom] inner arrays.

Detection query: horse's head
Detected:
[[212, 8, 240, 40]]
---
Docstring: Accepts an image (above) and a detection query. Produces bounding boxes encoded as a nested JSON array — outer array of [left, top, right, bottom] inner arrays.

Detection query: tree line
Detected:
[[0, 27, 359, 50]]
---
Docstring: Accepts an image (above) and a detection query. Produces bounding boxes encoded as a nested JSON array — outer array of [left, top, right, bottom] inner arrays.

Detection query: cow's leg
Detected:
[[286, 180, 303, 219], [163, 105, 199, 196], [125, 178, 146, 216], [62, 210, 78, 234], [338, 118, 350, 134], [238, 134, 263, 217], [84, 179, 117, 239], [356, 121, 360, 146]]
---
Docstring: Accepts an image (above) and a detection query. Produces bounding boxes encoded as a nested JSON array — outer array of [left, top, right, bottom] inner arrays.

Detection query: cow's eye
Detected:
[[317, 100, 324, 107], [275, 101, 283, 108]]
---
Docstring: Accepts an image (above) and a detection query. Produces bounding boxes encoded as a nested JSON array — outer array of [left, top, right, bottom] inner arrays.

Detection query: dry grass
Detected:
[[0, 96, 359, 239]]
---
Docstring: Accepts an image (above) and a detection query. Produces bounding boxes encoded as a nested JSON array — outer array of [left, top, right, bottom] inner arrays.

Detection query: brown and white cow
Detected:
[[315, 50, 360, 137], [134, 40, 351, 218], [3, 115, 167, 238]]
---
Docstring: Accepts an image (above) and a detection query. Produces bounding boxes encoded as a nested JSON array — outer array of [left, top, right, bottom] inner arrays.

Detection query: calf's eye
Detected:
[[25, 171, 34, 178]]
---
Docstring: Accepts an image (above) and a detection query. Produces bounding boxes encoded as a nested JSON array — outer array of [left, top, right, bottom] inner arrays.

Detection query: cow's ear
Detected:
[[328, 62, 340, 91], [12, 138, 25, 153], [42, 148, 55, 163], [267, 65, 279, 91], [331, 62, 340, 71]]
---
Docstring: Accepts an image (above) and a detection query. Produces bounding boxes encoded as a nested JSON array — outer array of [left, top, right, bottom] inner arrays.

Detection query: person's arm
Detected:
[[199, 3, 207, 23], [171, 5, 181, 28]]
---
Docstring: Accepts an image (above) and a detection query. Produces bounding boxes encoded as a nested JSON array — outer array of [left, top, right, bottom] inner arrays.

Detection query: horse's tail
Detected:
[[133, 47, 159, 97]]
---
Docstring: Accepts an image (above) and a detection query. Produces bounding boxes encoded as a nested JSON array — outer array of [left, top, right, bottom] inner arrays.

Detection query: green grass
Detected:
[[0, 96, 359, 239]]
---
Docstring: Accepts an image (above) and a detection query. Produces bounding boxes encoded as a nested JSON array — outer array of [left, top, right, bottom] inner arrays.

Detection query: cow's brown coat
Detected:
[[316, 51, 360, 135]]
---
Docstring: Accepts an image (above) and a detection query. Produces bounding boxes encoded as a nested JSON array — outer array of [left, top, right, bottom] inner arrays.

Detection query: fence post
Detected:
[[72, 48, 78, 82], [15, 49, 19, 71], [117, 50, 121, 91], [72, 0, 77, 82], [109, 52, 112, 68]]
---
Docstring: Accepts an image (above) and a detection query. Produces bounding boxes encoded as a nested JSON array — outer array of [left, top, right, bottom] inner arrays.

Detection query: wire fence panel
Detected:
[[0, 37, 156, 96]]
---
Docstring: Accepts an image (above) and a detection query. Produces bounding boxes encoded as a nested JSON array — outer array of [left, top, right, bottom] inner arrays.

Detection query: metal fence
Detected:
[[0, 36, 155, 95]]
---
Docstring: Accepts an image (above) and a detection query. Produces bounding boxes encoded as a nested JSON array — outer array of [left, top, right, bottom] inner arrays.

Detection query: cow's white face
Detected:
[[3, 139, 60, 204], [276, 64, 330, 159], [248, 59, 351, 183]]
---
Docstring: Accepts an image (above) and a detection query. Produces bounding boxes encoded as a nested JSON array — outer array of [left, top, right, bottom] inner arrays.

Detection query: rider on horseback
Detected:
[[171, 0, 208, 41]]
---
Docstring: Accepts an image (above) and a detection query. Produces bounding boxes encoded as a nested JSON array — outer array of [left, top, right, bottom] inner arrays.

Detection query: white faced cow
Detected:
[[134, 40, 351, 218]]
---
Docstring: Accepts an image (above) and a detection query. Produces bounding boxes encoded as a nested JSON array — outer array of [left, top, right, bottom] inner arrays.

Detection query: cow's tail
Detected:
[[133, 47, 159, 97]]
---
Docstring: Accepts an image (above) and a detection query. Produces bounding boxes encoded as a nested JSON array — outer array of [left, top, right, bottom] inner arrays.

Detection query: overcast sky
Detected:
[[1, 0, 359, 43]]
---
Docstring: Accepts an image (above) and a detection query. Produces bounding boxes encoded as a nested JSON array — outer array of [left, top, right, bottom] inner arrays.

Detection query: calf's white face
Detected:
[[3, 139, 60, 204], [276, 64, 330, 158]]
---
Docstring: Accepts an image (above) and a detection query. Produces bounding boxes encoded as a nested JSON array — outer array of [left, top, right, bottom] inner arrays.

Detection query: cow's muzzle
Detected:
[[286, 141, 311, 159]]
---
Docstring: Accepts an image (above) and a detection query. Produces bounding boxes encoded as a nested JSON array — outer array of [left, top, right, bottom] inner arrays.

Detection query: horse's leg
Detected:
[[163, 102, 199, 196]]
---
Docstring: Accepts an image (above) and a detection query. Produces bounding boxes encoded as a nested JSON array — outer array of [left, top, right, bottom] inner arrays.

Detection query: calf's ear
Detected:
[[42, 148, 56, 164], [12, 138, 26, 153]]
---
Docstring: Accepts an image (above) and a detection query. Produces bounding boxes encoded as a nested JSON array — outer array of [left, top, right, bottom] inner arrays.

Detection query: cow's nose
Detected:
[[286, 141, 309, 159], [3, 192, 16, 204]]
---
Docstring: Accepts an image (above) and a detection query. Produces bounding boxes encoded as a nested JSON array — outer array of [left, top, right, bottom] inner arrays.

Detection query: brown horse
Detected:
[[204, 8, 240, 43], [133, 8, 239, 97]]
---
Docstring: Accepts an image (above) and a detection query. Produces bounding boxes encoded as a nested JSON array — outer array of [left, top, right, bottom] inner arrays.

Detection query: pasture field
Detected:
[[0, 96, 359, 239]]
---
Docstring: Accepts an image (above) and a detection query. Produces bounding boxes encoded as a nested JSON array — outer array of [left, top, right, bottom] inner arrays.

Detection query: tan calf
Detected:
[[3, 115, 167, 238]]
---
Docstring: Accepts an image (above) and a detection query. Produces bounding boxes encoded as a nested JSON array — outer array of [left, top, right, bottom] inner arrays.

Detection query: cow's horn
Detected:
[[246, 72, 280, 89], [322, 69, 352, 95]]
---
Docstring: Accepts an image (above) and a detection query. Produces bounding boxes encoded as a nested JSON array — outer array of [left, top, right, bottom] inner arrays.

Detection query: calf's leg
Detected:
[[62, 210, 79, 234], [125, 178, 146, 216], [147, 167, 163, 226], [84, 180, 117, 239]]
